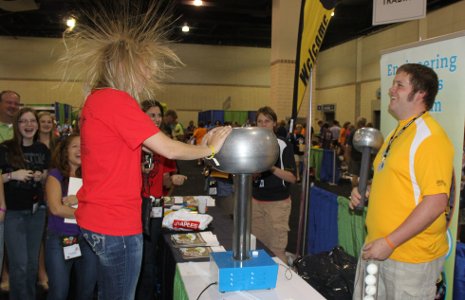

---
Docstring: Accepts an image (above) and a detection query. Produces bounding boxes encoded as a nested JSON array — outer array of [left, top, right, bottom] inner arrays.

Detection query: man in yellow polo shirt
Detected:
[[0, 90, 21, 142], [350, 63, 454, 299]]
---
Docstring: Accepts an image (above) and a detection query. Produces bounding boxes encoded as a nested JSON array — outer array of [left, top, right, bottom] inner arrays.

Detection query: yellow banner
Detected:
[[296, 0, 334, 112]]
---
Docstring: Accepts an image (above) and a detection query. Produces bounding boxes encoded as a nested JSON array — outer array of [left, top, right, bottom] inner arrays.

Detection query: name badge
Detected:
[[378, 160, 385, 172], [208, 180, 217, 195], [61, 236, 82, 260], [32, 202, 39, 214], [151, 207, 163, 218]]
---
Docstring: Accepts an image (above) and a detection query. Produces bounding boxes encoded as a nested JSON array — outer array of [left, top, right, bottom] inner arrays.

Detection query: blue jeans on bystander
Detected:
[[45, 231, 98, 300], [4, 208, 46, 300], [0, 221, 4, 276], [81, 228, 143, 300]]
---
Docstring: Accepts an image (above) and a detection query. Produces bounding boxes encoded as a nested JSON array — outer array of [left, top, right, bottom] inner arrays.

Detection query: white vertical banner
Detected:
[[373, 0, 426, 25], [380, 31, 465, 299]]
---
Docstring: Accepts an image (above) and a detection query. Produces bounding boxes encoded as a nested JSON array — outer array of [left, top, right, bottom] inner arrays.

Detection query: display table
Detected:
[[159, 205, 272, 300], [173, 257, 325, 300]]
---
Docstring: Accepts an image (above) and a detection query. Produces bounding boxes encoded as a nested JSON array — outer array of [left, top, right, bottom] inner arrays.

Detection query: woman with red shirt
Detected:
[[61, 3, 231, 299]]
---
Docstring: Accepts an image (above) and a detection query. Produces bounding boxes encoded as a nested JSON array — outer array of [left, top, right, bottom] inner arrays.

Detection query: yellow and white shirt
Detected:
[[366, 112, 454, 263]]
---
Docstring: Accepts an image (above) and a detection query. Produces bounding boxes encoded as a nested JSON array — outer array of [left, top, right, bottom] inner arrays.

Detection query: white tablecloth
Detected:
[[175, 257, 326, 300]]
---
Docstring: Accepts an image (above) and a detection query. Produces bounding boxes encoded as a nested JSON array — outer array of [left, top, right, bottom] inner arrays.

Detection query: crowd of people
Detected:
[[2, 64, 458, 300], [0, 89, 232, 300], [0, 66, 460, 300], [0, 87, 300, 299]]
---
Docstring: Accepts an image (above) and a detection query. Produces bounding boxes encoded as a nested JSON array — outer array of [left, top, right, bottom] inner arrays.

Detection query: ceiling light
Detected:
[[66, 17, 76, 30], [182, 23, 190, 33], [331, 11, 335, 17], [193, 0, 203, 6]]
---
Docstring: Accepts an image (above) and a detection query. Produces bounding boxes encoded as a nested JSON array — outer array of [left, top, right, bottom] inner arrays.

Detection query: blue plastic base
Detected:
[[210, 250, 278, 292]]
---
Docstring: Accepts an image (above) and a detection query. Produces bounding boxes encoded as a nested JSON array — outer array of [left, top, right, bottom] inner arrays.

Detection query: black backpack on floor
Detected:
[[294, 246, 357, 300]]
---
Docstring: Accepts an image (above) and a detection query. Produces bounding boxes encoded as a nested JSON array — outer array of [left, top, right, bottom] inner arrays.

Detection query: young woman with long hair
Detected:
[[36, 110, 59, 291], [45, 134, 97, 300], [60, 2, 231, 298], [38, 111, 57, 150], [0, 107, 50, 299], [136, 99, 187, 299]]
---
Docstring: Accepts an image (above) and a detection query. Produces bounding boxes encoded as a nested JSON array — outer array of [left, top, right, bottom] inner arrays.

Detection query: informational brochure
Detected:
[[64, 177, 82, 224]]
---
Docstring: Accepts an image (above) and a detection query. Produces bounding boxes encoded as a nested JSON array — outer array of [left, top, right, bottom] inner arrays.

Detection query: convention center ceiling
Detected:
[[0, 0, 461, 50]]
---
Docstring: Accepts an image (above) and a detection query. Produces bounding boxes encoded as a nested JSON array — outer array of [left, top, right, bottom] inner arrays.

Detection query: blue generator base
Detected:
[[210, 250, 278, 292]]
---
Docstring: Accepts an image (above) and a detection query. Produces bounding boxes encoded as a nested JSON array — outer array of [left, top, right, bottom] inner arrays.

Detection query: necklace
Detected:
[[378, 111, 426, 171]]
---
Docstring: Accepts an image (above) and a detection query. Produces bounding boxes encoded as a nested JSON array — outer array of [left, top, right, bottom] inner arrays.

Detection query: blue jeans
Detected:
[[4, 208, 46, 300], [0, 221, 4, 276], [81, 228, 143, 300], [45, 231, 98, 300]]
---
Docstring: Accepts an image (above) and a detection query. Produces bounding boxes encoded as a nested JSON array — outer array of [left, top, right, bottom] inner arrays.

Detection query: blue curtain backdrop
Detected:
[[307, 186, 339, 254]]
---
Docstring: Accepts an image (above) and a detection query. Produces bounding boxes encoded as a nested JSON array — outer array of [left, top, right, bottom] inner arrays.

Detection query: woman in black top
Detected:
[[252, 106, 296, 264], [0, 107, 50, 300]]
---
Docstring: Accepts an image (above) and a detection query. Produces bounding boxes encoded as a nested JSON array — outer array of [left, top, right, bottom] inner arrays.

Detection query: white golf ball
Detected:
[[365, 285, 377, 296], [363, 296, 374, 300], [366, 263, 378, 275], [364, 274, 377, 286]]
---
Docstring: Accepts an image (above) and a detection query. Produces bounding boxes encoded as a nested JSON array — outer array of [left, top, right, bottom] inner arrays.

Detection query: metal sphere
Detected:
[[353, 127, 384, 153], [208, 127, 279, 174]]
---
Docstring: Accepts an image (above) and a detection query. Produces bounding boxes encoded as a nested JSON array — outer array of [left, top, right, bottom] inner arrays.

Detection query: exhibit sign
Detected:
[[373, 0, 426, 26]]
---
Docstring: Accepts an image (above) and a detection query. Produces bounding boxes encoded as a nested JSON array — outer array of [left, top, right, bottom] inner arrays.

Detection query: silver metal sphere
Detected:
[[353, 127, 384, 153], [208, 127, 279, 174]]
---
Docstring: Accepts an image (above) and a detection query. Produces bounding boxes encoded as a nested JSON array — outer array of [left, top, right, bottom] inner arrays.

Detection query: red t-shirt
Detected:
[[76, 88, 159, 235], [142, 154, 177, 198]]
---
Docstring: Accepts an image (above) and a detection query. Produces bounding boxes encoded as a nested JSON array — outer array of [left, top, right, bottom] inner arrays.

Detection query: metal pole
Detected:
[[329, 148, 337, 186], [296, 70, 314, 257], [233, 173, 252, 261], [355, 147, 372, 211]]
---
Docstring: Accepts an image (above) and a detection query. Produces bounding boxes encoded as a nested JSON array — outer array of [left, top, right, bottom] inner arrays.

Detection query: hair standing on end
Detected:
[[60, 0, 183, 101]]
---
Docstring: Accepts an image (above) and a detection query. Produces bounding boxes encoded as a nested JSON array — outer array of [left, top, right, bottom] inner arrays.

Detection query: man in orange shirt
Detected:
[[192, 121, 208, 165]]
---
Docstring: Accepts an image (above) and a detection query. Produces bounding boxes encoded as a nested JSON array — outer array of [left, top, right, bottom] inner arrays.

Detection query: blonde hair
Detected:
[[60, 0, 182, 101], [38, 111, 57, 149]]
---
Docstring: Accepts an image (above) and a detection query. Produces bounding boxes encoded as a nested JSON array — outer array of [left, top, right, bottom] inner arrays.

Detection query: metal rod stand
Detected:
[[232, 173, 252, 261]]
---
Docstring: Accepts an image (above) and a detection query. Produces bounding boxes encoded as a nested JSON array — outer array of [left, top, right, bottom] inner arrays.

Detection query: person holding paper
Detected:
[[45, 134, 97, 300], [0, 107, 50, 300]]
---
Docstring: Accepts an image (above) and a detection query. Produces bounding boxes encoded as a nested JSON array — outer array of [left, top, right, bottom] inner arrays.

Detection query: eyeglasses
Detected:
[[18, 119, 38, 125]]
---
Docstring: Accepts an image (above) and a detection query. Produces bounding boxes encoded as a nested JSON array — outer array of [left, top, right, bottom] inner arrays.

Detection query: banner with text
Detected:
[[292, 0, 335, 118], [380, 32, 465, 299], [373, 0, 426, 26]]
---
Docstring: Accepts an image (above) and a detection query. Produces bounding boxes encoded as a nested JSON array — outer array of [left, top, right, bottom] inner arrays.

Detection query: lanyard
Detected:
[[380, 111, 426, 164]]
